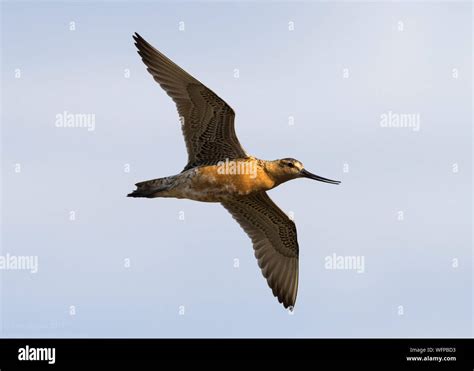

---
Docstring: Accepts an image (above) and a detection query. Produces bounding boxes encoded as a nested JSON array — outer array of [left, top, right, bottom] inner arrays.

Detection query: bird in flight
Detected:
[[128, 33, 340, 309]]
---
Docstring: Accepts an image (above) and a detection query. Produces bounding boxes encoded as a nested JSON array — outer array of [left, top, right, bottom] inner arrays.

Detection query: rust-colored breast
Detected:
[[193, 159, 275, 198]]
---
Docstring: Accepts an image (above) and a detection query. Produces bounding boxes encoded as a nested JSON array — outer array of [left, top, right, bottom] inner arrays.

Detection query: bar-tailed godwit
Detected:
[[128, 33, 340, 309]]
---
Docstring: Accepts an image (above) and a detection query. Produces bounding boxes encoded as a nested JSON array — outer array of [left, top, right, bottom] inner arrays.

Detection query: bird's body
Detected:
[[129, 157, 289, 202], [128, 33, 340, 309]]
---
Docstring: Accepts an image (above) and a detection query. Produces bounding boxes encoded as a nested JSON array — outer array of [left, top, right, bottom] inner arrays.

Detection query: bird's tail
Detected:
[[127, 176, 173, 198]]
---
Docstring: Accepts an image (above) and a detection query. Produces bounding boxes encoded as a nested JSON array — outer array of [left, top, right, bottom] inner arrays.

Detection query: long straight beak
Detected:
[[300, 169, 341, 185]]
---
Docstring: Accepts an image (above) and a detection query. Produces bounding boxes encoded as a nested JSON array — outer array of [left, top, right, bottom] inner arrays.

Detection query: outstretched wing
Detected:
[[221, 192, 299, 308], [133, 33, 248, 171]]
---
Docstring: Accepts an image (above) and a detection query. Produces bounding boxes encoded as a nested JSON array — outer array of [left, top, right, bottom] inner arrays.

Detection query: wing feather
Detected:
[[133, 33, 247, 170], [221, 192, 299, 308]]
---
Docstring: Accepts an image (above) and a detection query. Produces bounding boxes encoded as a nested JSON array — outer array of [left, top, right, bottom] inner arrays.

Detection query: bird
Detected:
[[128, 32, 341, 309]]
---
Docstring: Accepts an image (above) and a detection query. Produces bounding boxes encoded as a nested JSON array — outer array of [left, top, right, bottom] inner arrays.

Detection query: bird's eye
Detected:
[[287, 162, 294, 168]]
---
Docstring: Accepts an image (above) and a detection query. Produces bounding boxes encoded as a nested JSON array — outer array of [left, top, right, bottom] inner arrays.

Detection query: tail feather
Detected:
[[127, 177, 172, 198]]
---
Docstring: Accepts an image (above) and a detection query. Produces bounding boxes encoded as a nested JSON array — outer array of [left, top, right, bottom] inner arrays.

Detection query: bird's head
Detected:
[[267, 158, 341, 185]]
